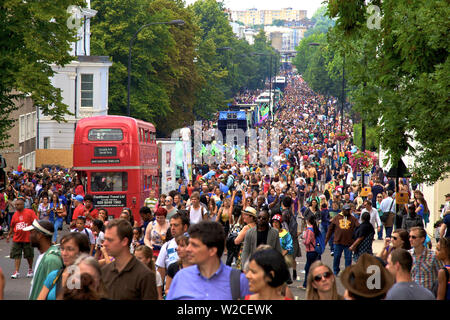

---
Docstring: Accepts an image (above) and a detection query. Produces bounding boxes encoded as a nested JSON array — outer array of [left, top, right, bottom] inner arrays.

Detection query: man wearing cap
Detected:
[[26, 220, 63, 300], [70, 194, 85, 229], [325, 204, 360, 275], [341, 253, 394, 300], [6, 198, 37, 279]]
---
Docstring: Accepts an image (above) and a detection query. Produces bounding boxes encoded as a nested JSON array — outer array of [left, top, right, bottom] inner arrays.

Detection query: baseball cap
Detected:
[[271, 214, 282, 223], [75, 195, 84, 202], [23, 219, 54, 236], [343, 204, 351, 211]]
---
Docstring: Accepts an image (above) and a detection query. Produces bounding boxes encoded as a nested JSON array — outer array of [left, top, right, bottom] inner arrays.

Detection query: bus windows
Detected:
[[88, 128, 123, 141], [91, 172, 128, 192]]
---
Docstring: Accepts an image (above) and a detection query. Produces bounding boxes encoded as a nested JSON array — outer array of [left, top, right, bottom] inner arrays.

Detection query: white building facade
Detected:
[[37, 1, 112, 159]]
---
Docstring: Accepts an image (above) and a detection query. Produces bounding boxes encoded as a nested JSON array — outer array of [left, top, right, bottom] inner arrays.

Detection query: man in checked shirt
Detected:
[[409, 227, 443, 291]]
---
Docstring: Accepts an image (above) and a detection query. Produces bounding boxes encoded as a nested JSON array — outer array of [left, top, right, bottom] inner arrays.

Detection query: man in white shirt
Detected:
[[188, 192, 207, 224], [179, 125, 191, 142], [155, 212, 189, 281], [360, 200, 382, 235]]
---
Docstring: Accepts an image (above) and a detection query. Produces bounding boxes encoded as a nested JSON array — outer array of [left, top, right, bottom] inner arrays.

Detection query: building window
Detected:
[[26, 113, 32, 140], [43, 137, 50, 149], [32, 111, 36, 138], [19, 115, 26, 142], [81, 74, 94, 107], [30, 151, 35, 170]]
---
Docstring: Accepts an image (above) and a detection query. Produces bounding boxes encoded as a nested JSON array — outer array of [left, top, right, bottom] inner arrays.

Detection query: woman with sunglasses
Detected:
[[306, 261, 342, 300], [378, 229, 411, 263]]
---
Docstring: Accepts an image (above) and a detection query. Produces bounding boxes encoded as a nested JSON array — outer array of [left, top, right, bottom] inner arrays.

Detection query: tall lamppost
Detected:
[[127, 19, 185, 117]]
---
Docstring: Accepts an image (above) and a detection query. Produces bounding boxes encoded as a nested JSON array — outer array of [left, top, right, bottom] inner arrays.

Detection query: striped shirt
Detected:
[[144, 197, 157, 211], [410, 247, 443, 291]]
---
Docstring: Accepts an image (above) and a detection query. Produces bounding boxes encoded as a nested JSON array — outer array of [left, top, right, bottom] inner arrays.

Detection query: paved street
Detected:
[[0, 223, 385, 300], [0, 223, 71, 300]]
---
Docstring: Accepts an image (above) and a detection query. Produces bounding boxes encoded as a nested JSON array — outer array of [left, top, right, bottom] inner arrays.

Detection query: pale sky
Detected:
[[184, 0, 326, 18]]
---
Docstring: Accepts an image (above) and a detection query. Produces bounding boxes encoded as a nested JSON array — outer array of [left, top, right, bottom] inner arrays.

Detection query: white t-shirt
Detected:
[[96, 231, 105, 247], [71, 228, 95, 245], [155, 268, 163, 287], [361, 208, 382, 230], [155, 238, 178, 270], [189, 206, 204, 225], [180, 127, 191, 141]]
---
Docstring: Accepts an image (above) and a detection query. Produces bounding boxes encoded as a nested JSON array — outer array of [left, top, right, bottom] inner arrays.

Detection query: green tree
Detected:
[[90, 0, 198, 136], [0, 0, 85, 149], [190, 0, 235, 119], [190, 0, 279, 119], [327, 0, 450, 184], [304, 6, 335, 38], [272, 19, 285, 27], [292, 33, 341, 99]]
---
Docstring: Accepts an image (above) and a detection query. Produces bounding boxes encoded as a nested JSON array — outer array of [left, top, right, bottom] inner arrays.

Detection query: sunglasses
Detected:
[[392, 236, 398, 240], [313, 272, 332, 282], [409, 235, 418, 239]]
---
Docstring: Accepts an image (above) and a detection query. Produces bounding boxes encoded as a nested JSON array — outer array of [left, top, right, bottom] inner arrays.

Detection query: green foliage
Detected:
[[0, 0, 85, 149], [327, 0, 450, 184], [91, 0, 282, 132], [292, 33, 341, 98], [272, 19, 285, 27], [90, 0, 199, 136], [304, 6, 335, 38], [190, 0, 279, 120], [353, 123, 380, 152]]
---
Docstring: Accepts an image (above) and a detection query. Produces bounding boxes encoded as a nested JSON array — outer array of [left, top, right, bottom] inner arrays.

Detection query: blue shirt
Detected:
[[380, 197, 395, 213], [43, 269, 60, 300], [166, 262, 250, 300]]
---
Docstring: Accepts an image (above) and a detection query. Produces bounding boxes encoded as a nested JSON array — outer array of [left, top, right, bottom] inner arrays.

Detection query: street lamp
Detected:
[[127, 19, 185, 117]]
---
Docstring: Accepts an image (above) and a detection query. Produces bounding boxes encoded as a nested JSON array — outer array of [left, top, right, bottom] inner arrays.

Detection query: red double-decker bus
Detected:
[[73, 115, 158, 222]]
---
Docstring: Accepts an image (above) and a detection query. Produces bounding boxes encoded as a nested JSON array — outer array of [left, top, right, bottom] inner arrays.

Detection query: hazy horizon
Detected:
[[184, 0, 325, 18]]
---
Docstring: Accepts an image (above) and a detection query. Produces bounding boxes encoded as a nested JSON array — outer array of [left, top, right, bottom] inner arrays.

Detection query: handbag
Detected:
[[380, 199, 394, 223]]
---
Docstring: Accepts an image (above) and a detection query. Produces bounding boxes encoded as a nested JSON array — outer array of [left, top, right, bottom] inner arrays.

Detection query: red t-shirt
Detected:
[[72, 205, 98, 229], [72, 204, 86, 222], [10, 209, 37, 243]]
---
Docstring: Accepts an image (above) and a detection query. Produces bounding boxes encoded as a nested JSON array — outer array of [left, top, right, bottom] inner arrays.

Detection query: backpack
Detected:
[[307, 227, 325, 255]]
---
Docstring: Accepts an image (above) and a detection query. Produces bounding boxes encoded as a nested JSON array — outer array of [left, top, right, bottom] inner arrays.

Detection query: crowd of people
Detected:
[[0, 71, 449, 301]]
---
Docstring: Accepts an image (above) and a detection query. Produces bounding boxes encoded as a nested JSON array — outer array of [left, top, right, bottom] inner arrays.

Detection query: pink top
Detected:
[[303, 228, 316, 252]]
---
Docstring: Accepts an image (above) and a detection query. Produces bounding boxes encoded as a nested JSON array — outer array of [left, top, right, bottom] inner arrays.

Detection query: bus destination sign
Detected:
[[93, 194, 126, 207], [94, 146, 117, 157]]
